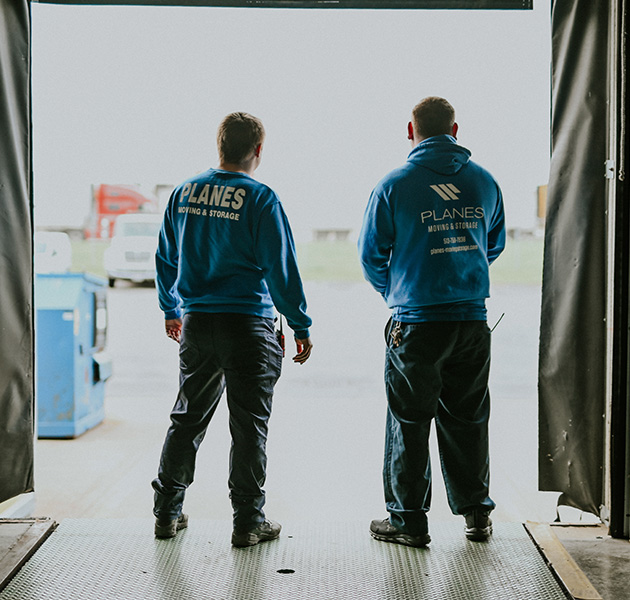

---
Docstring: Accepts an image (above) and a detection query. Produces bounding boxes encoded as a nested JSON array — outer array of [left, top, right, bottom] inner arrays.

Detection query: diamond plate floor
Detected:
[[0, 519, 568, 600]]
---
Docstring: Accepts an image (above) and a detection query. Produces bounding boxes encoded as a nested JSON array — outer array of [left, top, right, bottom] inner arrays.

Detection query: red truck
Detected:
[[83, 184, 159, 239]]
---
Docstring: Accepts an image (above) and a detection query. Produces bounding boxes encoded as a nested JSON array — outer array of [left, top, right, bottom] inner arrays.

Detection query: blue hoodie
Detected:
[[156, 168, 311, 339], [358, 135, 505, 322]]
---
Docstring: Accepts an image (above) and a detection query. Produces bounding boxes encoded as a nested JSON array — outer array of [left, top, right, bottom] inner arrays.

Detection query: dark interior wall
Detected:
[[538, 0, 610, 516], [0, 0, 35, 503]]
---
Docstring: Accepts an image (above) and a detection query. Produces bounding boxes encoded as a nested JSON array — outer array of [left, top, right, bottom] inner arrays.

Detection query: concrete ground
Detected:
[[551, 524, 630, 600], [33, 280, 558, 525]]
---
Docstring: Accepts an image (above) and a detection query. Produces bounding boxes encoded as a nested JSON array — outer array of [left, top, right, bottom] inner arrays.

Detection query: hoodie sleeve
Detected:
[[155, 200, 182, 320], [254, 200, 311, 339], [487, 184, 506, 265], [358, 187, 394, 296]]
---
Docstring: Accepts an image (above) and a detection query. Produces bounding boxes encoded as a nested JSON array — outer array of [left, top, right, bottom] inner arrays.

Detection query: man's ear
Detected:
[[407, 121, 414, 141], [254, 144, 262, 157], [452, 122, 459, 139]]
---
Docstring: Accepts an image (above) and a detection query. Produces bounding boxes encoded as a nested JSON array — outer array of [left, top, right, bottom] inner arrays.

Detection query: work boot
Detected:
[[464, 511, 493, 541], [369, 518, 431, 548], [231, 519, 281, 548], [154, 513, 188, 539]]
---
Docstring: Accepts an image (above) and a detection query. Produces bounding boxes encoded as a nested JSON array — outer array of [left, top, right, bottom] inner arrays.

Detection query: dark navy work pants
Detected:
[[152, 312, 283, 532], [383, 319, 495, 535]]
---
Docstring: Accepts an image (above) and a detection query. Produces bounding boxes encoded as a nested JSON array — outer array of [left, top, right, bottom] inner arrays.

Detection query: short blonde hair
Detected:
[[412, 97, 455, 139], [217, 112, 265, 165]]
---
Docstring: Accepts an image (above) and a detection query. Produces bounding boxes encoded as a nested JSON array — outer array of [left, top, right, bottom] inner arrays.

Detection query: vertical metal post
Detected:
[[607, 0, 630, 539], [604, 0, 620, 524], [601, 0, 617, 521], [621, 0, 630, 539]]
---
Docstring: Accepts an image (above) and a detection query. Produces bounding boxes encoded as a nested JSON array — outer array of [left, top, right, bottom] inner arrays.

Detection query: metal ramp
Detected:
[[0, 519, 568, 599]]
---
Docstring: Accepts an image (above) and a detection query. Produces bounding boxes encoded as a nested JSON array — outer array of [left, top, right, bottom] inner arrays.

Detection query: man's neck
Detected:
[[219, 160, 255, 176]]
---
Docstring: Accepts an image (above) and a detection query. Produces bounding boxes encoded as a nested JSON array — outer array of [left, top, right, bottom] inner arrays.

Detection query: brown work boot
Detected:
[[231, 519, 281, 548], [369, 518, 431, 548]]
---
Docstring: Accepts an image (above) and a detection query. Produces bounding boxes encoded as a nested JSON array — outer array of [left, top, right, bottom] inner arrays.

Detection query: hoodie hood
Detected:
[[407, 134, 471, 175]]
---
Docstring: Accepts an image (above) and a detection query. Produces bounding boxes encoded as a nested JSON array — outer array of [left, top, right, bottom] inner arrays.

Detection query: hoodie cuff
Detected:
[[164, 307, 182, 320], [293, 328, 310, 340]]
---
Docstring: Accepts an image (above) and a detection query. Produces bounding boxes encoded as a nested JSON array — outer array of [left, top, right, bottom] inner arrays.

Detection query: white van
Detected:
[[103, 213, 162, 287]]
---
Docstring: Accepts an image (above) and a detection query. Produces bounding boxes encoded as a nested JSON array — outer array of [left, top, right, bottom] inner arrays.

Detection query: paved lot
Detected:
[[34, 280, 559, 528]]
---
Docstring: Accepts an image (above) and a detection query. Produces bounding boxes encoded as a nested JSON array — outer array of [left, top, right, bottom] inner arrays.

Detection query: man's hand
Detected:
[[165, 318, 183, 343], [293, 337, 313, 364]]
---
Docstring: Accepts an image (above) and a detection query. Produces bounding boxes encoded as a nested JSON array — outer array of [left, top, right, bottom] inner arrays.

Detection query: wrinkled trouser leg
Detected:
[[224, 317, 282, 532], [383, 320, 494, 535], [152, 314, 225, 520], [152, 313, 282, 528], [436, 322, 495, 516]]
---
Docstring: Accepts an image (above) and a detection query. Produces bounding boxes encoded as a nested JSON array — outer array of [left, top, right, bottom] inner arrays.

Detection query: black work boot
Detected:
[[154, 514, 188, 539], [464, 511, 493, 541]]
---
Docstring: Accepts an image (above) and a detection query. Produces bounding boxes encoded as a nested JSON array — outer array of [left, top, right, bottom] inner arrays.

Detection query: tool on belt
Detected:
[[276, 315, 285, 357], [385, 318, 403, 348]]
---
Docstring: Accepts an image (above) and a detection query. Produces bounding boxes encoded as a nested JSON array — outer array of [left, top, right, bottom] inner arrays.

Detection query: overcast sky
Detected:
[[31, 1, 551, 241]]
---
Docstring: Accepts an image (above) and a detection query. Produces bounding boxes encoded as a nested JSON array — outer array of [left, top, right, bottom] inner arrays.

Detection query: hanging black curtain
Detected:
[[0, 0, 35, 503], [538, 0, 610, 516]]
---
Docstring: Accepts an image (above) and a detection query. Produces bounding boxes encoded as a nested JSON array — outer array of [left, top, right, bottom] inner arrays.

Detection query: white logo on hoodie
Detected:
[[430, 184, 461, 201]]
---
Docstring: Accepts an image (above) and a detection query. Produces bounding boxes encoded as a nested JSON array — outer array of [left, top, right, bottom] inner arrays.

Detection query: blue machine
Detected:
[[35, 273, 112, 438]]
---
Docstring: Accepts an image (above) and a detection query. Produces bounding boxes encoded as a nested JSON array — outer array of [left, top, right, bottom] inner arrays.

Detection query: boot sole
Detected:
[[231, 531, 280, 548], [465, 525, 493, 541], [370, 531, 431, 548]]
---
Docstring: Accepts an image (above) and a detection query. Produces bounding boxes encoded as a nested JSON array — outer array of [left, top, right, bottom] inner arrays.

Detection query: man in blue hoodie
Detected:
[[152, 112, 313, 547], [358, 97, 505, 547]]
